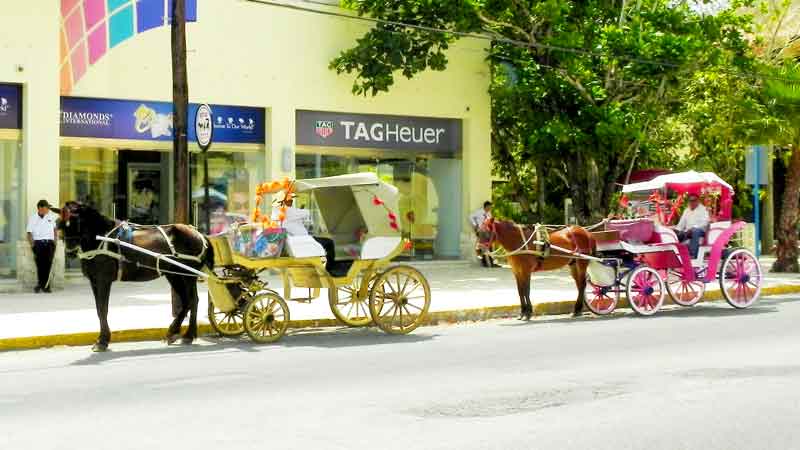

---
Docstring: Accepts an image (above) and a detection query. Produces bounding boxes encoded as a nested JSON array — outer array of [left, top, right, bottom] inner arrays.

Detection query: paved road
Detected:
[[1, 295, 798, 450]]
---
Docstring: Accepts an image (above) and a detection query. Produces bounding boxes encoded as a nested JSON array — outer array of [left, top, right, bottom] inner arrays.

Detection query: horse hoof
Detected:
[[180, 337, 194, 345], [165, 334, 181, 345], [524, 314, 532, 321], [92, 343, 108, 352]]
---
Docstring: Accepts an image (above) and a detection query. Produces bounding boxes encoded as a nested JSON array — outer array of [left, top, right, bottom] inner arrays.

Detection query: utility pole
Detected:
[[170, 0, 189, 319], [171, 0, 189, 224]]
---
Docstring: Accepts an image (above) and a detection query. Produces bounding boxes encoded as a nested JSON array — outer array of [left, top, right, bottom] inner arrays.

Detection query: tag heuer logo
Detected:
[[315, 120, 334, 138]]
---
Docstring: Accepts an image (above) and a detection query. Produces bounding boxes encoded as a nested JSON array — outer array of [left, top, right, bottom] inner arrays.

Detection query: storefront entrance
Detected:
[[296, 110, 464, 260], [0, 84, 23, 279]]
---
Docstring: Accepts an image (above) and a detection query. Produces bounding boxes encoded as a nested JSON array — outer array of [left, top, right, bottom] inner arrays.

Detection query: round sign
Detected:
[[195, 104, 213, 151]]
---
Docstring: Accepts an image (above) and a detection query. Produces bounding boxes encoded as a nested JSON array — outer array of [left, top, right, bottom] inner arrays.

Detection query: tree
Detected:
[[171, 0, 189, 224], [331, 0, 755, 223]]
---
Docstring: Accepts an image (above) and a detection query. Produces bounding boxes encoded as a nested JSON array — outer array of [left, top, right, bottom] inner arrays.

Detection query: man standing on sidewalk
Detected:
[[26, 200, 58, 293], [469, 201, 497, 267]]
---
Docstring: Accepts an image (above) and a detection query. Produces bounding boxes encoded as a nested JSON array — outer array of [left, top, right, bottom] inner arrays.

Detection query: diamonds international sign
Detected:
[[296, 110, 462, 153]]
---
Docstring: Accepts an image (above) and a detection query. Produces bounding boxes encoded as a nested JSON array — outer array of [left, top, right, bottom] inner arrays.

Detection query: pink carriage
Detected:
[[585, 171, 762, 316]]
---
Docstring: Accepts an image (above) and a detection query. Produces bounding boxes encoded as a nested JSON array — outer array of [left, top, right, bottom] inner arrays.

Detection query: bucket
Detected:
[[587, 261, 617, 287]]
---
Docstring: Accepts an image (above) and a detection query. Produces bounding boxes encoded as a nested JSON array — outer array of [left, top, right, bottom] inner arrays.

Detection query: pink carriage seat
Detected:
[[649, 224, 678, 244], [705, 221, 731, 246], [606, 218, 655, 243]]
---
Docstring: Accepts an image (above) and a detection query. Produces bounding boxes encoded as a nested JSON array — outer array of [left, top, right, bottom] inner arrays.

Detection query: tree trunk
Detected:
[[171, 0, 189, 225], [772, 147, 800, 272], [536, 160, 546, 219]]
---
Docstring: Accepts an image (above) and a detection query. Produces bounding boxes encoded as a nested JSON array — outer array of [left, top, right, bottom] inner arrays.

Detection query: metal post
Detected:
[[754, 146, 761, 257], [204, 152, 210, 233]]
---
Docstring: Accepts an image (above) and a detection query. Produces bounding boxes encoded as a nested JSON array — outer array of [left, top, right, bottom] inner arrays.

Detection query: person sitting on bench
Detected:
[[273, 197, 335, 270], [675, 194, 709, 259]]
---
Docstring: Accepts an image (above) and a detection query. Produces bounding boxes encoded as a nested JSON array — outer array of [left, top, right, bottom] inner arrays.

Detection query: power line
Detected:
[[244, 0, 800, 85]]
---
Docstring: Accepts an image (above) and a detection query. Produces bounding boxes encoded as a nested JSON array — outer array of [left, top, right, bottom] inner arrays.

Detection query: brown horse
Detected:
[[60, 202, 214, 352], [487, 219, 595, 320]]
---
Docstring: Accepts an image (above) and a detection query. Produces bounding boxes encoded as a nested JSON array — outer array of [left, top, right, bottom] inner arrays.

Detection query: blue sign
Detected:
[[0, 84, 22, 129], [60, 96, 265, 144]]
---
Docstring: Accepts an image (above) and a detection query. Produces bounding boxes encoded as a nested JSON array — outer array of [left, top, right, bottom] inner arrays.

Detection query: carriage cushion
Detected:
[[651, 225, 678, 244], [285, 236, 326, 258], [361, 237, 402, 260], [706, 221, 731, 246]]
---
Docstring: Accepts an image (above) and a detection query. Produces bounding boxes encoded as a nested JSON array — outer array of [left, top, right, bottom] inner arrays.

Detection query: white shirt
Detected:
[[469, 208, 490, 228], [27, 212, 57, 241], [676, 204, 710, 232], [272, 206, 310, 237]]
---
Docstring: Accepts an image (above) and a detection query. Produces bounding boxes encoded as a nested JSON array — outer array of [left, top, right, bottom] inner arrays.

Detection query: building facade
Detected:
[[0, 0, 491, 278]]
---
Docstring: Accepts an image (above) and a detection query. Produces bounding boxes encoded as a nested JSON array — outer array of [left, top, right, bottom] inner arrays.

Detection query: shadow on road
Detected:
[[498, 303, 780, 328], [70, 327, 437, 366]]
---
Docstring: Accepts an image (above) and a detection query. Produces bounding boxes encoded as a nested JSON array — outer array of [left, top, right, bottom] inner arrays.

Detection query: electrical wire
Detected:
[[244, 0, 800, 85]]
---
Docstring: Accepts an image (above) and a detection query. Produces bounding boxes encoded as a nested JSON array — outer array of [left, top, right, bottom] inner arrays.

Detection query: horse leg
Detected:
[[513, 270, 527, 320], [525, 275, 534, 320], [570, 260, 589, 316], [165, 275, 189, 344], [181, 279, 200, 345], [90, 276, 113, 352]]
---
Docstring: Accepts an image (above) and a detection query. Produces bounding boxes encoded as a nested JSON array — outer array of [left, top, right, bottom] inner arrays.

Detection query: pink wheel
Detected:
[[666, 268, 705, 307], [719, 248, 762, 309], [626, 266, 665, 316], [585, 281, 618, 315]]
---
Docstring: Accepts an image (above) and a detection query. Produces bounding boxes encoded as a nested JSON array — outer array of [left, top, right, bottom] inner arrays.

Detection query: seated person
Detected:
[[675, 194, 709, 259], [273, 197, 335, 271]]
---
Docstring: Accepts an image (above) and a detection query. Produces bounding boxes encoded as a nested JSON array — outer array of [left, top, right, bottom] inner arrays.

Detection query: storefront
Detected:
[[59, 97, 266, 233], [0, 84, 24, 278], [295, 110, 463, 259]]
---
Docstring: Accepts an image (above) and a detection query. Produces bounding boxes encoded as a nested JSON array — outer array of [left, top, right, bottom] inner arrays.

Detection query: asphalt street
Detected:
[[0, 295, 798, 450]]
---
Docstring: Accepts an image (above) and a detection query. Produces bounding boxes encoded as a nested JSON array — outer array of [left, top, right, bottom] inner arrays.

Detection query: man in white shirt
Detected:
[[26, 199, 58, 293], [675, 194, 710, 258], [272, 197, 335, 271], [469, 201, 497, 267], [469, 201, 492, 233]]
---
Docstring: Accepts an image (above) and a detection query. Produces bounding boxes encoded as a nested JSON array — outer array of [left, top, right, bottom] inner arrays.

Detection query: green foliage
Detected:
[[332, 0, 757, 222]]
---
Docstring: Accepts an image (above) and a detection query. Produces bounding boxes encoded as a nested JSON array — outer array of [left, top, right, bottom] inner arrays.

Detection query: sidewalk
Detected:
[[0, 258, 797, 346]]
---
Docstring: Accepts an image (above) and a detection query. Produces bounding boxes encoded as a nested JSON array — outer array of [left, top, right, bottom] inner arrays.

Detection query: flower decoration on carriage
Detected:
[[372, 194, 400, 231], [252, 176, 294, 228]]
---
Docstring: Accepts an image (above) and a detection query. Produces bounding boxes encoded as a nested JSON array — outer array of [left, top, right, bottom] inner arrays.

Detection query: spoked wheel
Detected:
[[329, 274, 374, 327], [369, 266, 431, 335], [207, 293, 245, 337], [719, 248, 762, 309], [243, 292, 290, 343], [626, 266, 665, 316], [666, 268, 706, 307], [584, 281, 618, 315]]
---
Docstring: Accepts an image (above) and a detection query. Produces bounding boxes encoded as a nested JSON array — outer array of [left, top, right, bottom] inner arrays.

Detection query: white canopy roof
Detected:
[[294, 172, 394, 193], [622, 171, 734, 193]]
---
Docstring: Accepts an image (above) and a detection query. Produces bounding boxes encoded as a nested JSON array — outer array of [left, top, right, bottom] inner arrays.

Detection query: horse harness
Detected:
[[77, 222, 208, 280]]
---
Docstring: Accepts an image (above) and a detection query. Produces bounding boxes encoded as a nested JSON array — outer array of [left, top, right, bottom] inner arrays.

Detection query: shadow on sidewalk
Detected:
[[70, 327, 437, 366]]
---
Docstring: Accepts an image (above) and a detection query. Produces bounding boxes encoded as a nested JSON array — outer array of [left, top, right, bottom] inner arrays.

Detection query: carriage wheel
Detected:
[[369, 266, 431, 335], [207, 294, 245, 337], [243, 292, 290, 343], [719, 248, 762, 309], [626, 266, 665, 316], [329, 274, 374, 327], [666, 268, 705, 307], [584, 281, 618, 315]]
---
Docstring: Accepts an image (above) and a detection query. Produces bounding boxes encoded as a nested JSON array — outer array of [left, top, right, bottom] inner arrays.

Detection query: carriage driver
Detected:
[[272, 195, 336, 271], [675, 194, 710, 259]]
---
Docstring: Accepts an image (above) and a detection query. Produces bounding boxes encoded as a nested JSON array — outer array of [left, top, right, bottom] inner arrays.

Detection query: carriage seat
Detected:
[[285, 235, 326, 258], [360, 236, 402, 260], [693, 221, 731, 263]]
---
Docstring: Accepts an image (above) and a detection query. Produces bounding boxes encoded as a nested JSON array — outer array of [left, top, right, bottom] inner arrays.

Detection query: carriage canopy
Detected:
[[291, 172, 401, 238], [621, 170, 734, 220]]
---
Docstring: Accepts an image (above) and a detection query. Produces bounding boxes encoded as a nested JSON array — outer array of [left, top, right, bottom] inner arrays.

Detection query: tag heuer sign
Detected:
[[315, 120, 334, 138], [195, 104, 213, 151], [297, 110, 462, 153]]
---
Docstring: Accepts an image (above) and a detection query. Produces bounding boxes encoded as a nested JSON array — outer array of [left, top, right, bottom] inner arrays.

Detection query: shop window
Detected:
[[0, 137, 23, 278]]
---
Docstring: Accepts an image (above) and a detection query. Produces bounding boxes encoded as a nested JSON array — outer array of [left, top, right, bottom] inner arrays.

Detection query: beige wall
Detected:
[[3, 0, 491, 255], [0, 2, 60, 212]]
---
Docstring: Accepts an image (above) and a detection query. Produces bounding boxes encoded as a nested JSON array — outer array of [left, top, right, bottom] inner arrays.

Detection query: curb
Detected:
[[2, 284, 799, 352]]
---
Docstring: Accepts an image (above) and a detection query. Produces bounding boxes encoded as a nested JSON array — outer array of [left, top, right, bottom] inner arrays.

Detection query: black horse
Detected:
[[60, 202, 214, 352]]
